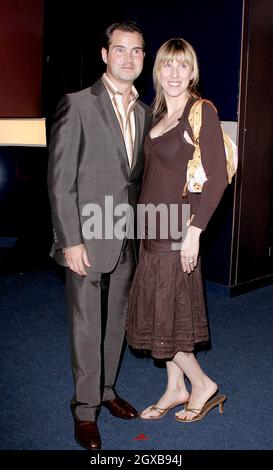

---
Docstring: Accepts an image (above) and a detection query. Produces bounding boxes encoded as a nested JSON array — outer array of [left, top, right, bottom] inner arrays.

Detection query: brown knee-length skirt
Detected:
[[126, 240, 210, 359]]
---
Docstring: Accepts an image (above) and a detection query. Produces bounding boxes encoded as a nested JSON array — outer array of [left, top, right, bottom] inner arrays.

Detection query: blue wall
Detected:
[[122, 0, 243, 120]]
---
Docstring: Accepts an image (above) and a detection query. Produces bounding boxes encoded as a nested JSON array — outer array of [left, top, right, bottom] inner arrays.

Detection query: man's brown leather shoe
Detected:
[[102, 396, 139, 419], [75, 420, 101, 450]]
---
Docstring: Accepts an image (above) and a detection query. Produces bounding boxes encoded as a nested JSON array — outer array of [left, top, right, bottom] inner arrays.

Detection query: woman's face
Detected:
[[159, 58, 193, 99]]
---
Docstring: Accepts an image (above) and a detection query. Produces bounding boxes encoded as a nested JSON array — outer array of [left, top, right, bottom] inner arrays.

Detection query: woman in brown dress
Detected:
[[126, 38, 228, 422]]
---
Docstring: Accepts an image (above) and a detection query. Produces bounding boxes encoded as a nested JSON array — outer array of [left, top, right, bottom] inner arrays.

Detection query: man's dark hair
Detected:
[[102, 21, 145, 51]]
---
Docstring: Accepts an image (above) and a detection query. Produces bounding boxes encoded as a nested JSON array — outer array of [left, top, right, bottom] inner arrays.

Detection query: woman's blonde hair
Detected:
[[153, 38, 200, 117]]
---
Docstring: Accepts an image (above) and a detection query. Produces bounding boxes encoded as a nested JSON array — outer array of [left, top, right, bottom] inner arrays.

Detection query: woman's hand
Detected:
[[180, 223, 202, 273]]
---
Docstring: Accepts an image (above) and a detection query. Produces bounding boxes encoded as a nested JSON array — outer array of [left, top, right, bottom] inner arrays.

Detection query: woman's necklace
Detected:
[[158, 114, 181, 136], [158, 102, 187, 136]]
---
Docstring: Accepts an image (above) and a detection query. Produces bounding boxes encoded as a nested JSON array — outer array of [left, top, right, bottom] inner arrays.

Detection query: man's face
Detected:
[[102, 30, 144, 86]]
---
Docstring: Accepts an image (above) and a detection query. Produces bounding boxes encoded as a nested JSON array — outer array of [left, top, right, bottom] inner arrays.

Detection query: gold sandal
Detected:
[[175, 393, 227, 423], [141, 401, 188, 420]]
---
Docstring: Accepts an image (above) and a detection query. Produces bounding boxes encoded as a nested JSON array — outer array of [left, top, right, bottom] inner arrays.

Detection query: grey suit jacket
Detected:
[[47, 79, 151, 273]]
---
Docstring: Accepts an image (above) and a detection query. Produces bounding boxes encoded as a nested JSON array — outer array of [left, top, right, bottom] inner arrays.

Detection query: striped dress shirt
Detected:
[[102, 73, 138, 168]]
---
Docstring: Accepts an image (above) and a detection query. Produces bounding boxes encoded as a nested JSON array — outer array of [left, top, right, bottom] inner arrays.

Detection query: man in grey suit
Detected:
[[47, 21, 151, 450]]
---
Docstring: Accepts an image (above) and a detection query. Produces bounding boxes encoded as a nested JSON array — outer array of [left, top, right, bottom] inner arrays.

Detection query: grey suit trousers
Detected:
[[65, 239, 135, 421]]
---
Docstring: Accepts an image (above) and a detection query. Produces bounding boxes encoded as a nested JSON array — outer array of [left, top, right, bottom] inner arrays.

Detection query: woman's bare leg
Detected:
[[173, 351, 218, 420], [140, 360, 190, 418]]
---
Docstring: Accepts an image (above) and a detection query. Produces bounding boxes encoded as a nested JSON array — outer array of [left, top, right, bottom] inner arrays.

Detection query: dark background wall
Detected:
[[0, 0, 48, 273], [0, 0, 43, 117], [231, 0, 273, 291], [0, 0, 243, 281], [43, 0, 242, 122]]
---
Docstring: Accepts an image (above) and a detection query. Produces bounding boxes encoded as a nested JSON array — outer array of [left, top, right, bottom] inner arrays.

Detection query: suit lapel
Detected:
[[93, 83, 130, 174], [91, 79, 146, 176], [130, 103, 145, 173]]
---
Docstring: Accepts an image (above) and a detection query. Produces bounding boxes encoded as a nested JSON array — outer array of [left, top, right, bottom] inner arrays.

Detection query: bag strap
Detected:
[[182, 99, 217, 197], [188, 100, 202, 143], [196, 99, 236, 184], [188, 98, 216, 145]]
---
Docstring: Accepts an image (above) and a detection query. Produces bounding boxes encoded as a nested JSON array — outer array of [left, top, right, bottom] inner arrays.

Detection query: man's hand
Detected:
[[64, 244, 91, 276]]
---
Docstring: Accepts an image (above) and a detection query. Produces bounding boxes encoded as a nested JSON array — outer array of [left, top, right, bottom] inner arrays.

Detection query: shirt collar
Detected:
[[102, 73, 139, 103]]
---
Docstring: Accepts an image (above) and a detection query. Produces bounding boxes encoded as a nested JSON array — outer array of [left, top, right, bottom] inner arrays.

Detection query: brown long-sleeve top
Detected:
[[139, 96, 228, 239]]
